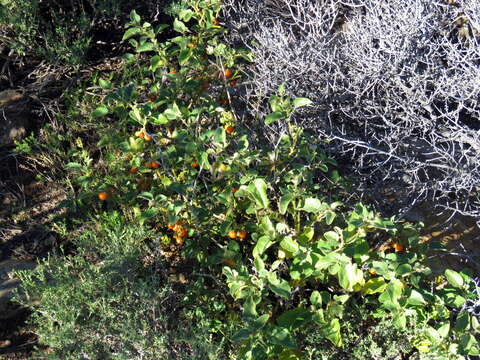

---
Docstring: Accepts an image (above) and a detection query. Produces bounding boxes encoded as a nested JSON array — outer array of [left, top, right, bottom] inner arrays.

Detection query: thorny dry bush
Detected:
[[221, 0, 480, 221]]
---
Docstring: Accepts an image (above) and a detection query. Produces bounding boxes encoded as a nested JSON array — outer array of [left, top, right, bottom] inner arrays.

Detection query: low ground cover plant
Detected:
[[0, 0, 175, 65], [12, 0, 480, 359]]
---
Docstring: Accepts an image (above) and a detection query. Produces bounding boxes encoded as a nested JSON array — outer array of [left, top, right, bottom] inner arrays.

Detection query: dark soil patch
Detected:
[[0, 151, 66, 261], [0, 150, 66, 358], [0, 307, 38, 359]]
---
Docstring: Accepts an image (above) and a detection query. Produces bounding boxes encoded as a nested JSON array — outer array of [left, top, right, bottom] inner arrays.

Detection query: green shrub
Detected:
[[14, 0, 480, 359]]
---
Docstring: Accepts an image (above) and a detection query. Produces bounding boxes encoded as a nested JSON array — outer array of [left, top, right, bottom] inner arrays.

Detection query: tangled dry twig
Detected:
[[221, 0, 480, 221]]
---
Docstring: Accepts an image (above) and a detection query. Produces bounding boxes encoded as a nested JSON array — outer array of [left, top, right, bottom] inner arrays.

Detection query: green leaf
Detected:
[[396, 264, 412, 275], [460, 334, 478, 353], [276, 307, 312, 330], [338, 263, 362, 291], [98, 78, 111, 89], [254, 256, 265, 273], [150, 55, 163, 71], [173, 18, 189, 33], [138, 192, 154, 201], [310, 291, 322, 306], [269, 279, 291, 298], [378, 279, 403, 310], [322, 319, 342, 347], [455, 311, 470, 332], [252, 236, 272, 257], [299, 227, 314, 243], [178, 48, 192, 65], [248, 178, 269, 209], [324, 231, 339, 243], [393, 312, 407, 329], [301, 198, 323, 213], [153, 114, 169, 125], [271, 327, 296, 348], [279, 193, 295, 215], [243, 296, 258, 319], [122, 27, 142, 41], [362, 277, 387, 295], [280, 237, 299, 254], [66, 162, 82, 170], [178, 8, 194, 22], [325, 211, 336, 225], [200, 151, 210, 170], [232, 329, 252, 342], [407, 289, 426, 306], [213, 127, 226, 147], [292, 97, 313, 109], [260, 216, 275, 238], [437, 323, 450, 339], [265, 112, 284, 125], [92, 106, 108, 118], [138, 208, 158, 225], [251, 314, 270, 331], [137, 42, 155, 52], [445, 269, 464, 288], [130, 10, 141, 23]]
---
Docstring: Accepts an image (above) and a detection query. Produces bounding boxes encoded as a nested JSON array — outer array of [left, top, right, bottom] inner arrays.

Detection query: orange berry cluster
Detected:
[[145, 161, 160, 169], [168, 221, 188, 245], [228, 229, 247, 239], [135, 130, 152, 142]]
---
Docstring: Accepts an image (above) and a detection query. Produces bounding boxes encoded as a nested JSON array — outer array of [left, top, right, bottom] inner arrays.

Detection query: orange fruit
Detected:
[[223, 69, 232, 78], [191, 162, 199, 168], [228, 230, 237, 239], [225, 125, 234, 134], [175, 236, 184, 245], [144, 134, 152, 142], [98, 192, 108, 201], [229, 80, 237, 86], [178, 227, 188, 238], [129, 167, 138, 174], [392, 242, 404, 252], [218, 98, 229, 105], [232, 187, 238, 193], [136, 131, 145, 139], [168, 224, 175, 230], [223, 258, 236, 267], [213, 19, 219, 26], [237, 230, 247, 239], [151, 161, 160, 169]]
